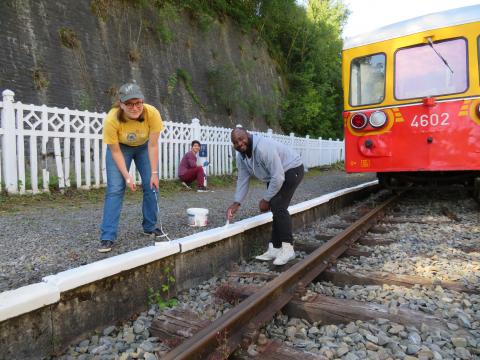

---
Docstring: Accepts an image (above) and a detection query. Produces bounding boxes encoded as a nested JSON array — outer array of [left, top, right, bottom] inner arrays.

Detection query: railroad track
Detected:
[[2, 181, 380, 360], [148, 191, 398, 359], [149, 188, 479, 360], [54, 186, 479, 359]]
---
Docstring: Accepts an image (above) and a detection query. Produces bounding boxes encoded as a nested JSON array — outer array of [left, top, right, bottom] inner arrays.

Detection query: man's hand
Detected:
[[259, 199, 270, 212], [226, 202, 241, 221]]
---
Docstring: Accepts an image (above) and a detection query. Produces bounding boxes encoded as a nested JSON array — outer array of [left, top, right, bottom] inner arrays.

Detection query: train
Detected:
[[342, 5, 480, 194]]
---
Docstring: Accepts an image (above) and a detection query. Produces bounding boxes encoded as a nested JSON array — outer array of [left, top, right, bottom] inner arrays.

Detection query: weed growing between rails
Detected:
[[214, 283, 243, 306], [148, 266, 178, 309], [212, 329, 231, 360]]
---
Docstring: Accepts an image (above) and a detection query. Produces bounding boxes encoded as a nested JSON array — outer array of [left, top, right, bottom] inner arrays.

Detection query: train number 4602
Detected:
[[410, 113, 449, 127]]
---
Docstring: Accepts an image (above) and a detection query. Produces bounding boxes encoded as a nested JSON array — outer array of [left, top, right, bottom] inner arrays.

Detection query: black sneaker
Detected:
[[197, 186, 208, 192], [98, 240, 113, 253], [143, 228, 164, 237]]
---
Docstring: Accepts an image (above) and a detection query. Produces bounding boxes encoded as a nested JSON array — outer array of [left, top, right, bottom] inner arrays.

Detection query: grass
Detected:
[[0, 165, 343, 214], [0, 174, 237, 214], [0, 187, 107, 214], [205, 174, 235, 187], [304, 161, 344, 178]]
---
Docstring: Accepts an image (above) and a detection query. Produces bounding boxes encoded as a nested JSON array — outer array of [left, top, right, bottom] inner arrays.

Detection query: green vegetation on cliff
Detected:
[[92, 0, 348, 139], [182, 0, 349, 139]]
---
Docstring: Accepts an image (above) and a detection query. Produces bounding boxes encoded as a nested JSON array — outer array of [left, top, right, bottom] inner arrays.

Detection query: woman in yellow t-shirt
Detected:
[[99, 83, 164, 252]]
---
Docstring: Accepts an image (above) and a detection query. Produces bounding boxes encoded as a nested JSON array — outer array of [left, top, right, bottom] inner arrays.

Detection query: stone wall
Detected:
[[0, 0, 285, 131]]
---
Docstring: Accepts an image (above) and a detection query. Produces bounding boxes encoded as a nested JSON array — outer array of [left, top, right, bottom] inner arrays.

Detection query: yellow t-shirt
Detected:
[[102, 103, 164, 146]]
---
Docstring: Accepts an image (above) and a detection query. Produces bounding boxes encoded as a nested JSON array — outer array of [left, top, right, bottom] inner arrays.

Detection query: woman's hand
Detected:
[[150, 173, 159, 190], [125, 175, 136, 192]]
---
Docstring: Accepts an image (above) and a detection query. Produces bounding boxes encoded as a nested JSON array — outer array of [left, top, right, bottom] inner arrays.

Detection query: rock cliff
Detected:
[[0, 0, 285, 131]]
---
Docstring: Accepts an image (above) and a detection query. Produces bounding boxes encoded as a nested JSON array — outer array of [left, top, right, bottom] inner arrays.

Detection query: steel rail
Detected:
[[162, 192, 401, 360]]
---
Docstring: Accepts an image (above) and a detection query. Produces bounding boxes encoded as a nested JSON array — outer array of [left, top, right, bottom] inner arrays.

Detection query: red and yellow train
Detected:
[[342, 5, 480, 190]]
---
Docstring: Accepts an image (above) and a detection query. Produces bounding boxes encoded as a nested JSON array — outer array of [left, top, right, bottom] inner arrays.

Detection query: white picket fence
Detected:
[[0, 89, 344, 194]]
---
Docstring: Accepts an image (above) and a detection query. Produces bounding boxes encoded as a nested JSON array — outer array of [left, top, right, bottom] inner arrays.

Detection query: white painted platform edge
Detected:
[[42, 243, 179, 292], [289, 180, 378, 215], [0, 282, 59, 322], [0, 181, 377, 322], [173, 180, 378, 252]]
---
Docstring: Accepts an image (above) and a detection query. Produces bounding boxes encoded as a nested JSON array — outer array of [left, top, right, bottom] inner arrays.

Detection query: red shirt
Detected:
[[178, 151, 198, 177]]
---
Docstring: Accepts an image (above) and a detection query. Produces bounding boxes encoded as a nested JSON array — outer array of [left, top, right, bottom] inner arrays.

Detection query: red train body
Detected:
[[342, 6, 480, 187]]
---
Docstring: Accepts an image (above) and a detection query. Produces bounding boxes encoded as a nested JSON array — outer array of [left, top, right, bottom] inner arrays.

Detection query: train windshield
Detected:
[[395, 38, 467, 100], [349, 53, 386, 106]]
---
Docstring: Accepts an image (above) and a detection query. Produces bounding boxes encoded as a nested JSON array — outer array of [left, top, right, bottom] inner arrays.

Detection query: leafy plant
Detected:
[[197, 12, 215, 32], [152, 1, 179, 44], [166, 72, 178, 96], [77, 91, 93, 111], [105, 85, 118, 100], [156, 24, 174, 44], [147, 266, 178, 309], [58, 27, 80, 49], [128, 48, 141, 62], [176, 69, 204, 110], [90, 0, 113, 21], [206, 64, 241, 116], [32, 67, 49, 90], [49, 175, 60, 191]]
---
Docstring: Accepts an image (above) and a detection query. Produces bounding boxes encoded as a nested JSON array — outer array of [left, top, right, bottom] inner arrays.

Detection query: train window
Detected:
[[349, 53, 386, 107], [395, 38, 468, 100]]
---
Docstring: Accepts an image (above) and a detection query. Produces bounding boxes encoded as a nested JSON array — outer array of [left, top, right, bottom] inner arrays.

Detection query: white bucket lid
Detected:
[[187, 208, 209, 215]]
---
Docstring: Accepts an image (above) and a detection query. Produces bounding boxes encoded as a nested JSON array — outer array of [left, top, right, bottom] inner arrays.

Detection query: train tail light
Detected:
[[350, 113, 368, 129], [369, 111, 387, 128]]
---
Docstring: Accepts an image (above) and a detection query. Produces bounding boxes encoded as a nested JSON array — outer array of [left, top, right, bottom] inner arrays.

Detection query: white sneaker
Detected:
[[181, 182, 192, 190], [255, 243, 280, 261], [273, 242, 295, 266]]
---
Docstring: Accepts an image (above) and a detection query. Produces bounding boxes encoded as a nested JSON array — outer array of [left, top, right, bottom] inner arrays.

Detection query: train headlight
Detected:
[[477, 103, 480, 118], [369, 111, 387, 128], [350, 113, 368, 129]]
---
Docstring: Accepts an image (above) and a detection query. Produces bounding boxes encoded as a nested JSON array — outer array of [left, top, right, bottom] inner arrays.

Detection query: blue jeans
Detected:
[[100, 142, 157, 241]]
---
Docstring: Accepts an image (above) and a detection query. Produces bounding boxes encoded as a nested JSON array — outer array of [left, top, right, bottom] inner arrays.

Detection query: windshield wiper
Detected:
[[427, 37, 454, 74]]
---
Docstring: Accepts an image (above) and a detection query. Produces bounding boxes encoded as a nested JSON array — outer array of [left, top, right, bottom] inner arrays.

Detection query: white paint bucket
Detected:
[[187, 208, 209, 227]]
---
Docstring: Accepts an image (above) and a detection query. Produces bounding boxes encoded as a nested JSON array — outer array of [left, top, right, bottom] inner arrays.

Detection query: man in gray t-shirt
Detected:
[[226, 128, 304, 265]]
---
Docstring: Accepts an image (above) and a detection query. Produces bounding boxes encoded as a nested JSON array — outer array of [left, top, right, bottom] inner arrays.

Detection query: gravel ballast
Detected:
[[0, 169, 375, 292], [55, 189, 480, 360]]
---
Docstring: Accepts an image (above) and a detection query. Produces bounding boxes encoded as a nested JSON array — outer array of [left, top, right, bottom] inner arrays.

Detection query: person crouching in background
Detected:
[[178, 140, 207, 192]]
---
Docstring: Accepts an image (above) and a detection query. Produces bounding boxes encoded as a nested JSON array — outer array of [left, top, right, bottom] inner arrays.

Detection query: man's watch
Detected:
[[126, 178, 131, 184]]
